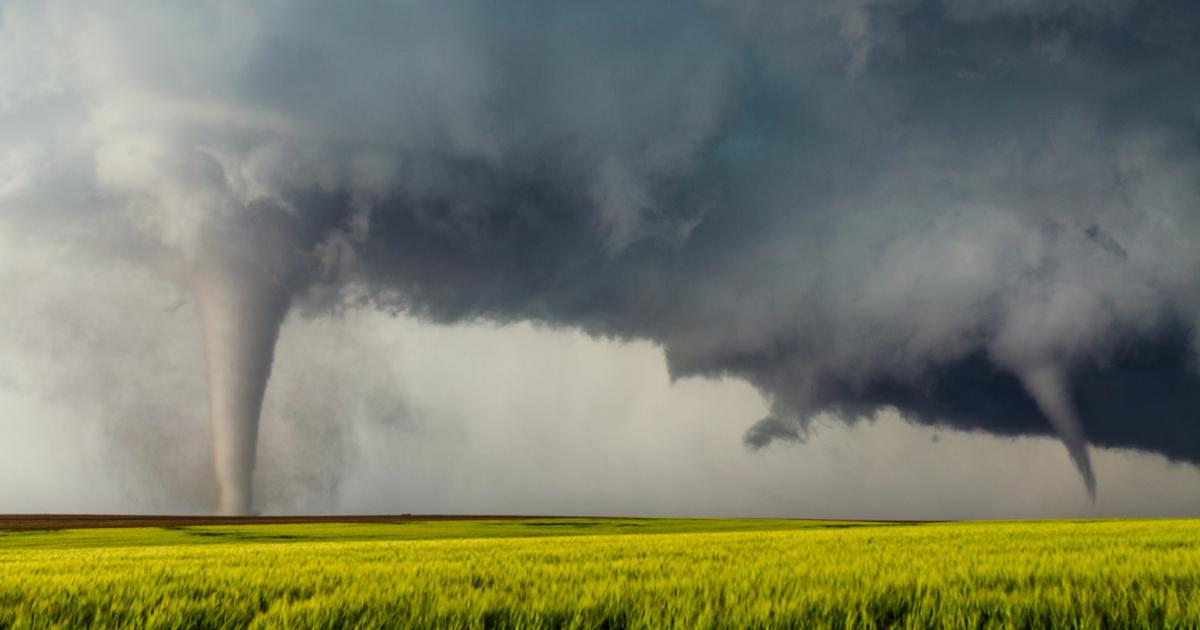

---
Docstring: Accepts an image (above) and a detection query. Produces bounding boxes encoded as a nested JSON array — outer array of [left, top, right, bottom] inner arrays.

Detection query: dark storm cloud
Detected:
[[339, 1, 1200, 485], [2, 0, 1199, 501]]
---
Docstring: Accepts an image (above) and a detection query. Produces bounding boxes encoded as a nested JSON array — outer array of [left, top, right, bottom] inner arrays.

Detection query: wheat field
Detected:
[[1, 518, 1197, 628]]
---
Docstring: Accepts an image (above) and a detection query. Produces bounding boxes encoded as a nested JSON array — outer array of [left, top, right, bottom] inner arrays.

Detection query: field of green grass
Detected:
[[2, 517, 1198, 628]]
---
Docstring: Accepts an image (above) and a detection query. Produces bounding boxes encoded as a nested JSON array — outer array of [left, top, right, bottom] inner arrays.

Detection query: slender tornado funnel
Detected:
[[1019, 364, 1096, 499], [195, 261, 290, 515]]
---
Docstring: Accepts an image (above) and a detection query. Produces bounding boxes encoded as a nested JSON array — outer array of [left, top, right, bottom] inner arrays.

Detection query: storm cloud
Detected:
[[1, 0, 1199, 509]]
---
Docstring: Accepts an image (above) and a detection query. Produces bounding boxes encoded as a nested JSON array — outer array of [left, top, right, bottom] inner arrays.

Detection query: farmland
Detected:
[[1, 517, 1198, 628]]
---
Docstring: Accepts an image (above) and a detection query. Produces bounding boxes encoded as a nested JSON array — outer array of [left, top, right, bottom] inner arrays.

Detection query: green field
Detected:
[[2, 518, 1198, 628]]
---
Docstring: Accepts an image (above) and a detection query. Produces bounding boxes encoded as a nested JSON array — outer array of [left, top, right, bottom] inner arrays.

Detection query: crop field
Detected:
[[1, 517, 1198, 629]]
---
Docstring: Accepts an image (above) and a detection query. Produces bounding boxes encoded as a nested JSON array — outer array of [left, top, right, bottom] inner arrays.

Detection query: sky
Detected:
[[1, 0, 1198, 516]]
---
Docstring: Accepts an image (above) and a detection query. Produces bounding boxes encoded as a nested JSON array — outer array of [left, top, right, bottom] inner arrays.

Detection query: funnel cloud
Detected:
[[2, 0, 1200, 512], [195, 262, 289, 515], [1018, 365, 1095, 498]]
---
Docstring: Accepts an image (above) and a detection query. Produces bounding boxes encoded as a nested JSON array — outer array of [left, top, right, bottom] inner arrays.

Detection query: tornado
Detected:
[[194, 259, 291, 515], [1018, 365, 1096, 499]]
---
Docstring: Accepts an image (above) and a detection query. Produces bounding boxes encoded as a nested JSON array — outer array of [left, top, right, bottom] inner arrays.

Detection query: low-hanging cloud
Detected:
[[1, 0, 1198, 512]]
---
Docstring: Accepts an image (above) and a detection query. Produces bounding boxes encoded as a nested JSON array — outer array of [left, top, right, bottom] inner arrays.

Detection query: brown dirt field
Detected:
[[0, 514, 573, 531]]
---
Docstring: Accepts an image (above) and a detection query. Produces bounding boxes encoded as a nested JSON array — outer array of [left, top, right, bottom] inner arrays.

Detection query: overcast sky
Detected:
[[1, 0, 1199, 516], [3, 232, 1199, 518]]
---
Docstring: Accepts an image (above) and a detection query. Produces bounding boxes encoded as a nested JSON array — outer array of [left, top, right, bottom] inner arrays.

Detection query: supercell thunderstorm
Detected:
[[1, 0, 1199, 511]]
